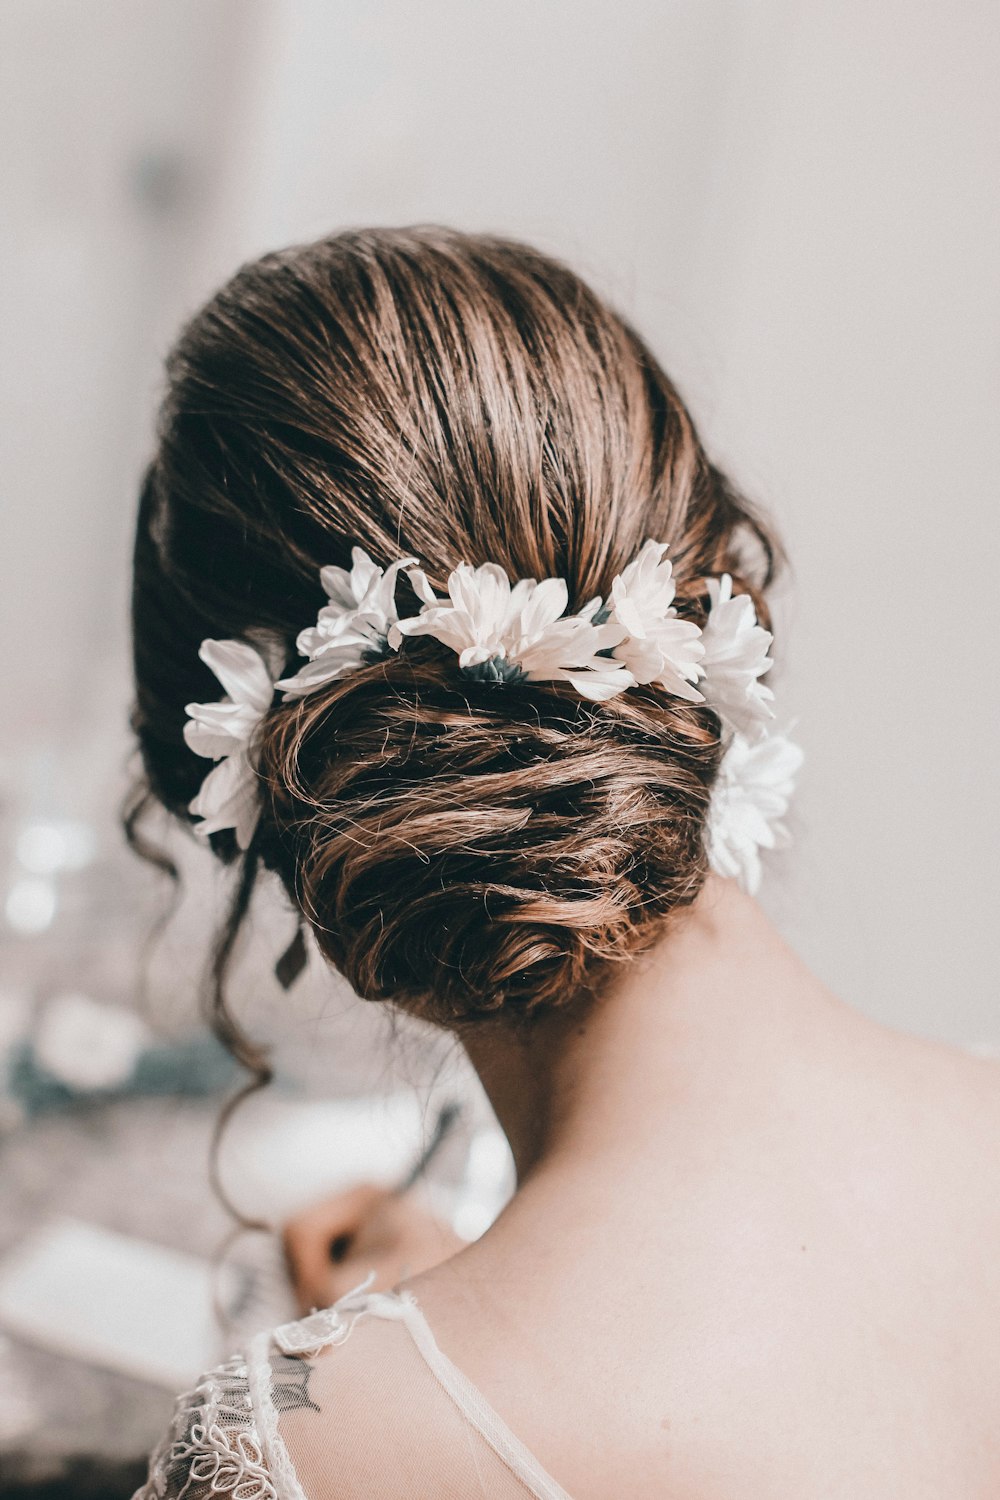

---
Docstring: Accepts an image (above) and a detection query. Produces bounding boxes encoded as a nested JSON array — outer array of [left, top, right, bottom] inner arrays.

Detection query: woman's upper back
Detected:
[[408, 1028, 1000, 1499], [137, 1031, 1000, 1500]]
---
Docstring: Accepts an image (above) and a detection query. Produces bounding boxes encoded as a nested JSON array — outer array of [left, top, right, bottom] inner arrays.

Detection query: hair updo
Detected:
[[128, 227, 782, 1038]]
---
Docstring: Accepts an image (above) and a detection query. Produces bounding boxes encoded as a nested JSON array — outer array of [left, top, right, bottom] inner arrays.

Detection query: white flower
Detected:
[[393, 562, 634, 701], [34, 991, 152, 1092], [705, 730, 804, 894], [183, 637, 277, 849], [277, 547, 417, 699], [699, 574, 775, 736], [602, 539, 706, 703]]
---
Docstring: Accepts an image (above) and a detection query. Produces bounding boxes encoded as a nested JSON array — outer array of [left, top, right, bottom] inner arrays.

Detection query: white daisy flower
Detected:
[[184, 638, 277, 849], [277, 547, 418, 699], [602, 539, 706, 703], [393, 562, 635, 702], [705, 730, 804, 894], [699, 573, 775, 737]]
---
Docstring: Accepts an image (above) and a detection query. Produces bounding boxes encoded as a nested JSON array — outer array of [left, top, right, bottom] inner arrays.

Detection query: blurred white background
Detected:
[[2, 0, 998, 1048]]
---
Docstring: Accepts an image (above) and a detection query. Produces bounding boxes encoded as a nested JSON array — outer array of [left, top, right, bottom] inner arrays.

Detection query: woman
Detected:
[[130, 228, 1000, 1497]]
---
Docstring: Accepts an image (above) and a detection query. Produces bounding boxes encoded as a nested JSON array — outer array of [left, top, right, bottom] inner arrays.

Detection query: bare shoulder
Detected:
[[868, 1021, 1000, 1224], [883, 1024, 1000, 1126]]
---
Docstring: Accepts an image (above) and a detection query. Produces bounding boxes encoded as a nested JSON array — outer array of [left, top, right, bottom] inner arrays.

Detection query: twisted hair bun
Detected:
[[258, 647, 719, 1025], [129, 226, 781, 1031]]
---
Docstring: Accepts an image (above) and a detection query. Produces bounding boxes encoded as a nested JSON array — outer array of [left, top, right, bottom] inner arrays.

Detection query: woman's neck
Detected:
[[460, 873, 854, 1186]]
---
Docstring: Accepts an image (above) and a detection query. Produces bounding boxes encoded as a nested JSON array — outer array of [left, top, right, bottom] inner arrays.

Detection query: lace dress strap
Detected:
[[134, 1279, 574, 1500], [267, 1284, 574, 1500], [133, 1349, 278, 1500]]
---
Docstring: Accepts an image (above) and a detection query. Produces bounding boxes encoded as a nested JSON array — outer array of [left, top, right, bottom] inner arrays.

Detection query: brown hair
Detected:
[[127, 226, 782, 1049]]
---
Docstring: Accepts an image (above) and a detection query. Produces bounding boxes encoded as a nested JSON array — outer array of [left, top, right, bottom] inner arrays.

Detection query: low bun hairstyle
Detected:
[[128, 226, 782, 1036]]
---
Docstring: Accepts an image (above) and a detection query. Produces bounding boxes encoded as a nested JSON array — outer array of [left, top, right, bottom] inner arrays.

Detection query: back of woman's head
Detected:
[[130, 226, 780, 1030]]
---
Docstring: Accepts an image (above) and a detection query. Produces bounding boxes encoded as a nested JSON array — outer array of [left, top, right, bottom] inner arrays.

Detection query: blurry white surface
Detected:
[[4, 879, 58, 937], [0, 1218, 237, 1390], [449, 1125, 517, 1243], [215, 1089, 431, 1224], [33, 991, 152, 1091], [16, 820, 97, 876]]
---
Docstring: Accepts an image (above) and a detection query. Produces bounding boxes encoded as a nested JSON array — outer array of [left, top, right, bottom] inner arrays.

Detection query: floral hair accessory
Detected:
[[699, 573, 775, 736], [183, 541, 802, 891], [390, 563, 633, 701], [597, 538, 706, 702], [704, 729, 803, 894], [276, 548, 418, 699], [183, 637, 281, 851]]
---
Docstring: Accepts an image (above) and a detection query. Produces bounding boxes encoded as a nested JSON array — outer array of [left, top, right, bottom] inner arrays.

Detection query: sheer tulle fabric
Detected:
[[134, 1287, 573, 1500]]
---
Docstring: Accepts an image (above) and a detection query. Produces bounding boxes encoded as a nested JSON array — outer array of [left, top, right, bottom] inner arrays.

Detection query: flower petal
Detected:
[[609, 583, 652, 640], [705, 730, 802, 893], [364, 555, 419, 620], [188, 753, 261, 850], [699, 574, 776, 737], [407, 568, 438, 606], [516, 577, 569, 638], [561, 664, 636, 701], [394, 603, 479, 654], [449, 562, 510, 632], [183, 711, 246, 761], [347, 546, 380, 601], [277, 650, 363, 699], [653, 665, 706, 703], [458, 643, 498, 669], [198, 639, 275, 714], [318, 563, 356, 611]]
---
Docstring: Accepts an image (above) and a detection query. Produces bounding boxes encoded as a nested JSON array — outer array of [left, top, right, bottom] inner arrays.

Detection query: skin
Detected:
[[283, 873, 1000, 1497]]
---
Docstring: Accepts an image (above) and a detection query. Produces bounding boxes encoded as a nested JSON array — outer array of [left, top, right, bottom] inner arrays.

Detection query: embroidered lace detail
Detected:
[[133, 1352, 277, 1500], [136, 1282, 574, 1500], [271, 1271, 380, 1359]]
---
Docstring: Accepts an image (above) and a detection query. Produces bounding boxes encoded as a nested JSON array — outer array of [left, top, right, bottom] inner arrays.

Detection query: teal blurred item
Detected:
[[5, 1027, 238, 1121]]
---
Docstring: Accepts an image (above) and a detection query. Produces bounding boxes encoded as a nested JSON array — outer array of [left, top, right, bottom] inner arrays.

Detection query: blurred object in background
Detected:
[[0, 1218, 244, 1390], [0, 1454, 149, 1500]]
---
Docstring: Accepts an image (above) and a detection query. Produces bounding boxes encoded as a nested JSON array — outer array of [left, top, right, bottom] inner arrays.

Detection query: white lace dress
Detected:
[[133, 1280, 574, 1500]]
